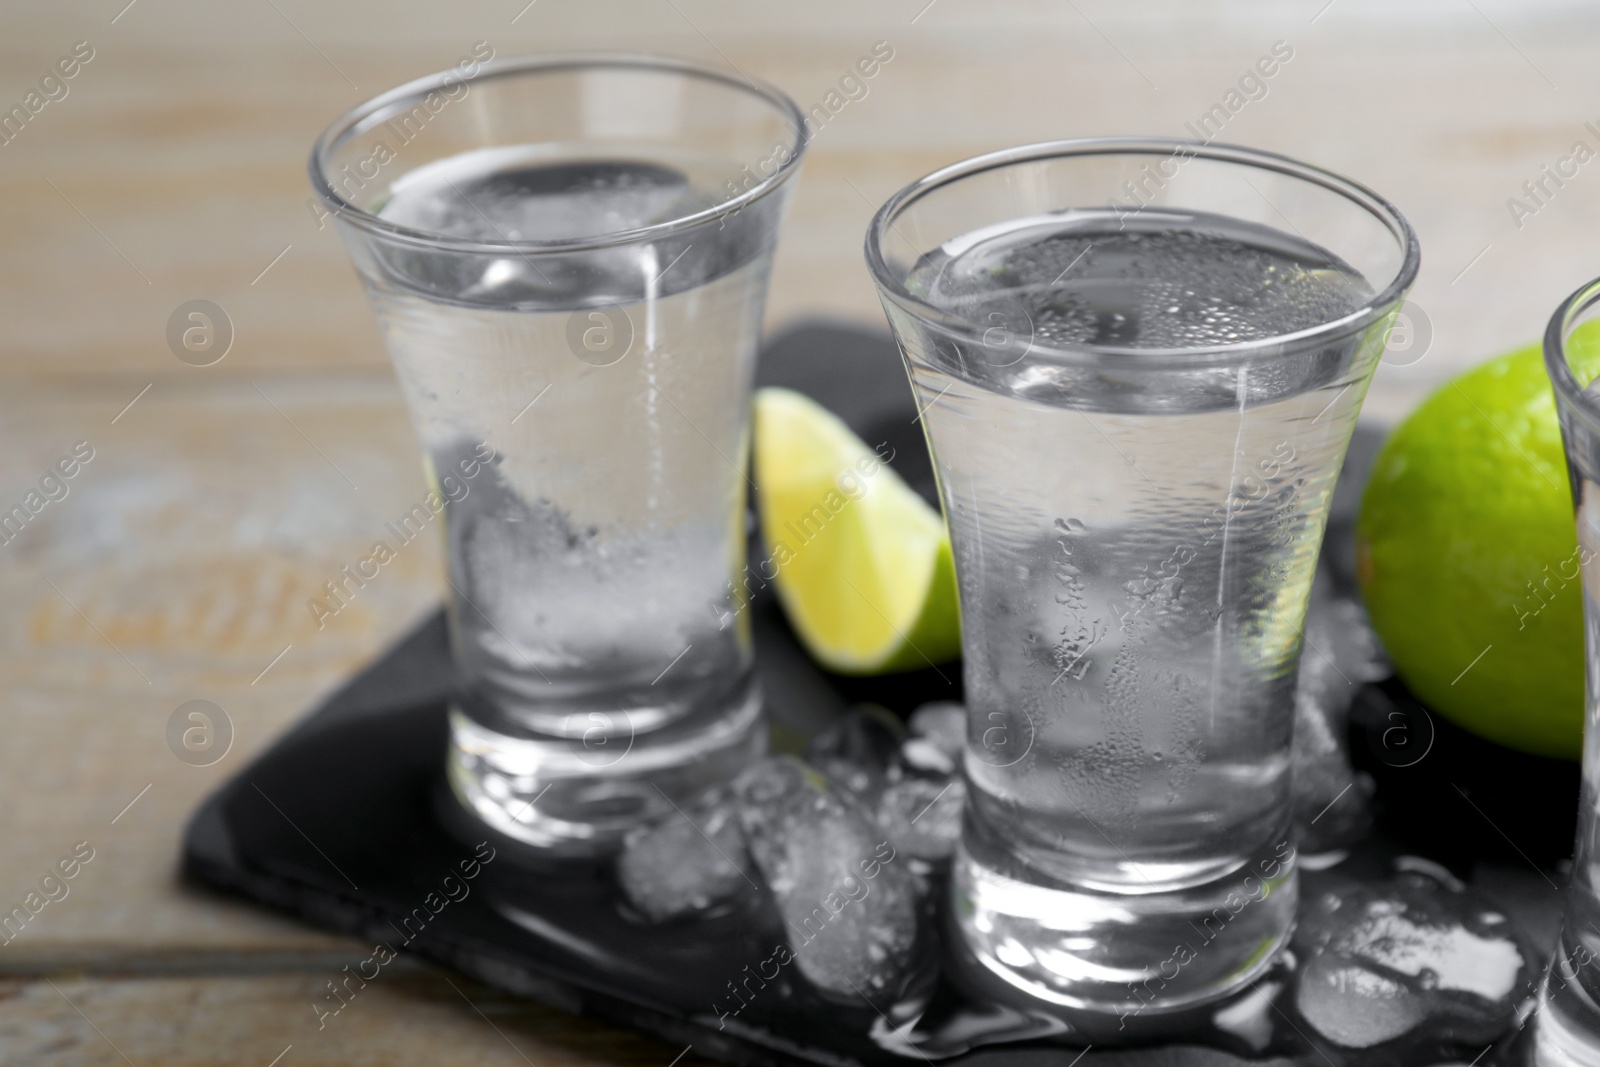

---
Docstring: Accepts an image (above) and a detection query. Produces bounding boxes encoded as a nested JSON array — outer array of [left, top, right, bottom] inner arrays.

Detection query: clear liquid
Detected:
[[361, 144, 778, 850], [897, 209, 1383, 1008]]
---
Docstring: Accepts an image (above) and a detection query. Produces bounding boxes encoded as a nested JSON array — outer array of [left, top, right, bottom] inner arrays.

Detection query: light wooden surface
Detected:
[[5, 0, 1600, 1061]]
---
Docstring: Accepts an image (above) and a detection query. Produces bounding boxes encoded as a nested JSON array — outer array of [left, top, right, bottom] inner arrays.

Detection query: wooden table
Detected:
[[4, 1, 1599, 1061]]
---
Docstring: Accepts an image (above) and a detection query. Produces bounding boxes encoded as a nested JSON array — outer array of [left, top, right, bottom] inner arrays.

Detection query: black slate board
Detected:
[[183, 321, 1578, 1066]]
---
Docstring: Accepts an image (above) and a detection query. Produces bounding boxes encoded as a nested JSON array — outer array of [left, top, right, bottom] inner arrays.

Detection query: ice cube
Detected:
[[804, 706, 906, 802], [1297, 960, 1428, 1049], [901, 737, 956, 776], [908, 701, 966, 764], [875, 776, 966, 863], [808, 705, 968, 864], [736, 757, 921, 1004], [1292, 869, 1534, 1056], [616, 782, 753, 922]]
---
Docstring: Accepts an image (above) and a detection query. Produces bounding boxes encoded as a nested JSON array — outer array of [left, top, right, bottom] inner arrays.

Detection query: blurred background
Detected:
[[4, 0, 1599, 1061]]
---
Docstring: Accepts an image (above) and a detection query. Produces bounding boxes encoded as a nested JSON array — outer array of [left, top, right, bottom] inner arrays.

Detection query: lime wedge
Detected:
[[752, 387, 961, 674]]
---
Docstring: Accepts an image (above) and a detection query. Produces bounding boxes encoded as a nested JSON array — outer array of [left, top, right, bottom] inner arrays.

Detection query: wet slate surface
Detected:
[[183, 322, 1575, 1066]]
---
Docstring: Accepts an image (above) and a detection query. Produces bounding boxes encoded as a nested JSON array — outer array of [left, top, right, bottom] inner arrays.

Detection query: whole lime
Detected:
[[1358, 332, 1600, 760]]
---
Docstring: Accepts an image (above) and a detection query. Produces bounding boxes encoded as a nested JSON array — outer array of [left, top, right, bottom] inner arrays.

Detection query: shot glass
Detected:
[[864, 139, 1418, 1017], [310, 55, 805, 856], [1534, 277, 1600, 1065]]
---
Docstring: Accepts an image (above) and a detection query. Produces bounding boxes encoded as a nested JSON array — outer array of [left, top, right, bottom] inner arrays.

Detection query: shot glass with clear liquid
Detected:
[[865, 139, 1418, 1020], [1534, 278, 1600, 1065], [310, 55, 805, 856]]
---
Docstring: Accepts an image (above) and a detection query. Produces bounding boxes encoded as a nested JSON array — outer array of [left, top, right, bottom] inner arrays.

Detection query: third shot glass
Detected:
[[1533, 277, 1600, 1065]]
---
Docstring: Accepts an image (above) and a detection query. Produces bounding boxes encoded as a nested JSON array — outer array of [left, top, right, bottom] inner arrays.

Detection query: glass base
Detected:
[[1535, 929, 1600, 1066], [948, 837, 1297, 1024], [446, 677, 765, 858]]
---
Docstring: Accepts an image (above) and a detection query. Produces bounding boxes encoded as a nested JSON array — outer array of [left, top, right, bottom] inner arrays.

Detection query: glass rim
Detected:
[[308, 51, 807, 256], [863, 136, 1422, 368], [1544, 276, 1600, 441]]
